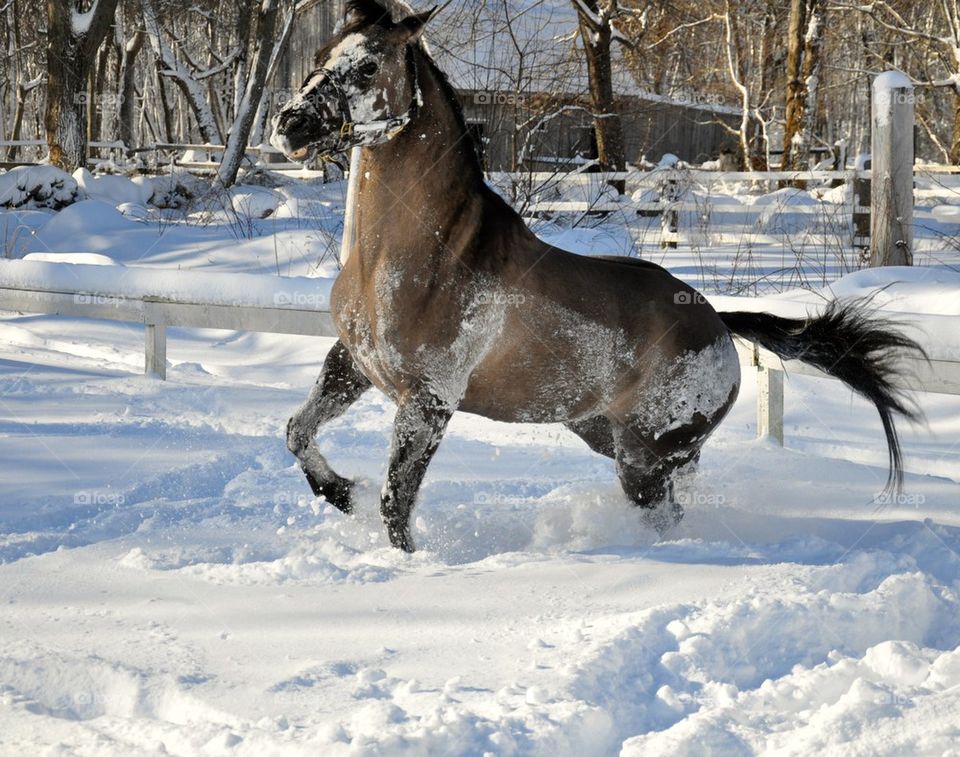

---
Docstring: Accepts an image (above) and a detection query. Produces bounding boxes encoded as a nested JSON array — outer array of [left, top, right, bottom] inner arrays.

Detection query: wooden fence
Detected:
[[0, 261, 336, 380], [497, 164, 960, 249], [0, 260, 956, 446], [0, 140, 318, 174]]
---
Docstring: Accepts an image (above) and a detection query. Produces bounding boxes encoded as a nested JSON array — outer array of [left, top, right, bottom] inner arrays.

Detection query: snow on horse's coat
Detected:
[[271, 0, 923, 551]]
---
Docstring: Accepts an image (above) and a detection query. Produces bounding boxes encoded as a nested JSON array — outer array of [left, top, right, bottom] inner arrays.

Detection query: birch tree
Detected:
[[141, 0, 223, 145]]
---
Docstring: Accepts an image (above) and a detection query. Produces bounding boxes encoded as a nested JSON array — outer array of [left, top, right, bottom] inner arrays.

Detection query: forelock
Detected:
[[323, 34, 369, 71]]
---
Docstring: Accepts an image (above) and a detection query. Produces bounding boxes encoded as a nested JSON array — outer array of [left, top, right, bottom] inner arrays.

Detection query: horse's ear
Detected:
[[344, 0, 390, 28], [397, 6, 438, 41]]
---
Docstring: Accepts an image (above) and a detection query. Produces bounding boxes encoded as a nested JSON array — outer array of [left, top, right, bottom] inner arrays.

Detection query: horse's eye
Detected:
[[357, 60, 379, 80]]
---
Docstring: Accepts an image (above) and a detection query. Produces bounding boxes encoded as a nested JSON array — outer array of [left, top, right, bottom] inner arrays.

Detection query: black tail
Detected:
[[719, 300, 926, 495]]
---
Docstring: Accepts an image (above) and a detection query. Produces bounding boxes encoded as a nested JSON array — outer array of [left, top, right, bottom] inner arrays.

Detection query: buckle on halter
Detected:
[[340, 121, 355, 139]]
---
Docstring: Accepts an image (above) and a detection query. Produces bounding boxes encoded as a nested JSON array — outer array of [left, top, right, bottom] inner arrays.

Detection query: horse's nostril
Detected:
[[281, 112, 308, 135]]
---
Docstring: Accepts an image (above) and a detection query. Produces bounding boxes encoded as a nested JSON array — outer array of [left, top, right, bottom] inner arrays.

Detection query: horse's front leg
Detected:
[[286, 339, 371, 512], [381, 390, 454, 552]]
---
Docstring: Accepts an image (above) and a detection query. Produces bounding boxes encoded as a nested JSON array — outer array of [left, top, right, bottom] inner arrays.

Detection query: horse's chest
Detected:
[[331, 264, 503, 404], [331, 268, 408, 392]]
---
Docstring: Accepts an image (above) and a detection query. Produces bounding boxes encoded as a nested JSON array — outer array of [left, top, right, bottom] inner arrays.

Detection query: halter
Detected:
[[320, 43, 422, 158]]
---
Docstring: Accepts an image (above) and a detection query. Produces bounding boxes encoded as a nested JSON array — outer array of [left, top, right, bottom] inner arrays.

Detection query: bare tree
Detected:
[[783, 0, 824, 169], [44, 0, 120, 171], [141, 0, 223, 144], [846, 0, 960, 164], [216, 0, 282, 186], [571, 0, 632, 171]]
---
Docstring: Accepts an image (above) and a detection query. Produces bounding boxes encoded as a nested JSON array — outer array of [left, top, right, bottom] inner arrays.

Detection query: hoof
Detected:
[[304, 471, 354, 514], [386, 523, 415, 552], [641, 500, 684, 536]]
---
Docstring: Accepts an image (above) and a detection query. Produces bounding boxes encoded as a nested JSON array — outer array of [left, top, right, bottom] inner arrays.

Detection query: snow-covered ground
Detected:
[[2, 172, 960, 755]]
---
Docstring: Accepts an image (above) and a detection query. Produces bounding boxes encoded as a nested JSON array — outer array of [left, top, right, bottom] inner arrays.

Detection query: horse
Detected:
[[270, 0, 923, 552]]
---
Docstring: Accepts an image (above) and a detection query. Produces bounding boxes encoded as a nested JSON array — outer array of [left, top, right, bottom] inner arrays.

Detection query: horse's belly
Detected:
[[630, 334, 741, 438], [461, 300, 741, 428], [459, 303, 641, 422]]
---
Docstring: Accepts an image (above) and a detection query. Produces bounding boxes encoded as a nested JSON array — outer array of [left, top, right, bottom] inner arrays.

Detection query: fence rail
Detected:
[[499, 163, 960, 250], [0, 139, 318, 174], [0, 260, 956, 447], [0, 260, 337, 379], [732, 338, 960, 446]]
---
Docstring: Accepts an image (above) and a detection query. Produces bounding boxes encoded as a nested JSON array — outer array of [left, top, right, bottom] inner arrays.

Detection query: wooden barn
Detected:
[[276, 0, 739, 171]]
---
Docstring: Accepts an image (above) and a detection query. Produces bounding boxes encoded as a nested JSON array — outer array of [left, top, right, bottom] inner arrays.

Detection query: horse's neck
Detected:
[[354, 53, 483, 259]]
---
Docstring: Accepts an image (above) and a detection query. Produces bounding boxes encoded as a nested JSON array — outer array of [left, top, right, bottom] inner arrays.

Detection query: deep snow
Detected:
[[1, 173, 960, 755]]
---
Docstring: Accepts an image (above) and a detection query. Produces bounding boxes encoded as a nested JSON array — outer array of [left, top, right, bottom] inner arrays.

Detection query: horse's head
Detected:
[[271, 0, 435, 161]]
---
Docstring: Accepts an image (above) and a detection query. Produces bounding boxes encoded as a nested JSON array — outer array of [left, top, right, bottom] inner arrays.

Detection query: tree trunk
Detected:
[[216, 0, 280, 187], [782, 0, 807, 170], [950, 89, 960, 165], [6, 0, 24, 161], [154, 61, 174, 143], [44, 0, 120, 172], [722, 3, 752, 170], [8, 90, 27, 160], [119, 30, 144, 150], [232, 0, 255, 121], [751, 9, 776, 169], [88, 41, 111, 144], [797, 0, 824, 168], [575, 0, 626, 172], [250, 3, 298, 146]]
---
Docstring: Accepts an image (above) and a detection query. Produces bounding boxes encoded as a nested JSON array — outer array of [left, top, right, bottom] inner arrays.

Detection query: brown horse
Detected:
[[272, 0, 922, 551]]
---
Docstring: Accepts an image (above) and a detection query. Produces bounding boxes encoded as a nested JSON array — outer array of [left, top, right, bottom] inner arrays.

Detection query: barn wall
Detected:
[[458, 91, 740, 171], [276, 1, 344, 96], [620, 100, 740, 165]]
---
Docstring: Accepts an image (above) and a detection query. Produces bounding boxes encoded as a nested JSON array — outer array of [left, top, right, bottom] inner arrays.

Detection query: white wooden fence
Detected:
[[0, 139, 319, 174], [0, 261, 337, 380], [732, 335, 960, 446], [0, 260, 957, 445]]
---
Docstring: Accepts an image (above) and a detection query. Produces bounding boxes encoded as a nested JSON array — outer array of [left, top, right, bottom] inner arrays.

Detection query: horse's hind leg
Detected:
[[565, 415, 615, 458], [286, 339, 371, 513], [612, 420, 705, 533]]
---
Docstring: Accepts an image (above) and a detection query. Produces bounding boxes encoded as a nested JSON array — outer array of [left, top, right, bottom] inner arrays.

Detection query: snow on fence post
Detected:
[[756, 362, 784, 446], [870, 71, 914, 267], [340, 146, 363, 266]]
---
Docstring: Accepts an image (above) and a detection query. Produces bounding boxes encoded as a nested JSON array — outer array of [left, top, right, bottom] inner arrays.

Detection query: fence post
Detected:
[[659, 170, 680, 249], [756, 362, 784, 446], [852, 160, 871, 258], [340, 146, 363, 266], [870, 70, 914, 266], [144, 322, 167, 379]]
